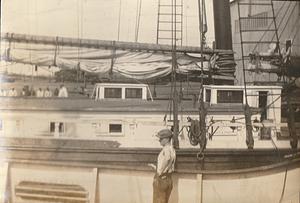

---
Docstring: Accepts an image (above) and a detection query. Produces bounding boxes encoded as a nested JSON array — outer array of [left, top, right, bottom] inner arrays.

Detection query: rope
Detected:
[[291, 22, 300, 43], [109, 42, 116, 78], [232, 90, 283, 121], [279, 167, 288, 203], [117, 0, 122, 41], [277, 2, 297, 40], [187, 117, 207, 161], [238, 2, 253, 148], [187, 119, 201, 146], [53, 36, 58, 66], [134, 0, 142, 42]]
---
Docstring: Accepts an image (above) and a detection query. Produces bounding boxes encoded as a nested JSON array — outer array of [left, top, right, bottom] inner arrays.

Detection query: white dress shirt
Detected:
[[157, 143, 176, 176]]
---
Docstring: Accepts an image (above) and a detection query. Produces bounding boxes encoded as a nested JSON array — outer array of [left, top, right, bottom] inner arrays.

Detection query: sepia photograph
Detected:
[[0, 0, 300, 202]]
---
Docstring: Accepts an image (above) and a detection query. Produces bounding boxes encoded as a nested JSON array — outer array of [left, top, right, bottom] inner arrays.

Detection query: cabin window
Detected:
[[205, 89, 211, 103], [109, 124, 122, 133], [50, 122, 64, 133], [50, 122, 55, 132], [104, 88, 122, 98], [125, 88, 142, 99], [217, 90, 243, 103], [58, 123, 64, 133]]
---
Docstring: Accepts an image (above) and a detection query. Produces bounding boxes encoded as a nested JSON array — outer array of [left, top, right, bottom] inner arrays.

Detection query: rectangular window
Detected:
[[125, 88, 142, 99], [109, 124, 122, 133], [50, 122, 55, 132], [104, 88, 122, 98], [59, 123, 64, 133], [50, 122, 64, 133], [217, 90, 243, 103]]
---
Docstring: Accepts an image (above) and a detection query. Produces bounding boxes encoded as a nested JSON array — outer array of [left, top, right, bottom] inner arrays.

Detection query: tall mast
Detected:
[[197, 0, 207, 154], [172, 0, 179, 149]]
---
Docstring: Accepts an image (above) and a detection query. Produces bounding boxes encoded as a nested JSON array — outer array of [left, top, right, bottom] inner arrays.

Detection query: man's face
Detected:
[[159, 138, 170, 146]]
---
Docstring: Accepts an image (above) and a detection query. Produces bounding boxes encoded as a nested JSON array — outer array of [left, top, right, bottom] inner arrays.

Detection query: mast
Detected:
[[197, 0, 207, 155], [172, 0, 179, 149]]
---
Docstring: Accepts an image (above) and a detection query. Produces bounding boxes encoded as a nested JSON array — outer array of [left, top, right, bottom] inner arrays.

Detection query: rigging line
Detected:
[[237, 2, 249, 106], [286, 12, 300, 41], [185, 3, 188, 46], [279, 167, 288, 203], [272, 1, 291, 37], [117, 0, 122, 41], [251, 1, 287, 52], [291, 23, 300, 43], [76, 0, 81, 86], [180, 0, 183, 46], [135, 0, 142, 42], [277, 2, 297, 40], [269, 130, 280, 158], [270, 1, 292, 48], [169, 81, 174, 121], [233, 94, 282, 122], [134, 0, 139, 42], [156, 0, 161, 44], [266, 91, 282, 160], [270, 86, 280, 146]]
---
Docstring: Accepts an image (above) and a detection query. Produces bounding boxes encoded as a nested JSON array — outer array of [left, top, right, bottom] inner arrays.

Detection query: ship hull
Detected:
[[0, 137, 300, 203]]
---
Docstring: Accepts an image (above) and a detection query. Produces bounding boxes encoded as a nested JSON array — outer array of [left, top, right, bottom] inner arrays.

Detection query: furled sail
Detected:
[[0, 33, 236, 81]]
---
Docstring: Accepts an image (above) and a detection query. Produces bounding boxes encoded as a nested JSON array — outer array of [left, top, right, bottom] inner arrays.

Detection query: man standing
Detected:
[[36, 88, 44, 97], [149, 129, 176, 203], [44, 87, 52, 97], [58, 84, 68, 98]]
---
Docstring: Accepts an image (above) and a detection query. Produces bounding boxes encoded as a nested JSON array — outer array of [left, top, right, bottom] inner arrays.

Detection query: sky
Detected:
[[1, 0, 215, 47]]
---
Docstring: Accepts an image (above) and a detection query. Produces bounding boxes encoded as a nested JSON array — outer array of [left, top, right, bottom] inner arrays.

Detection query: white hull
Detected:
[[1, 159, 299, 203]]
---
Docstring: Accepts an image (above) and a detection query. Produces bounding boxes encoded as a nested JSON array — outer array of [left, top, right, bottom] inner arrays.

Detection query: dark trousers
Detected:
[[153, 173, 173, 203]]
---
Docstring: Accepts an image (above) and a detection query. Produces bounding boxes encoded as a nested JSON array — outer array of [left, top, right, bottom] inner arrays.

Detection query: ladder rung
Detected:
[[242, 41, 277, 44], [159, 13, 182, 16], [159, 5, 183, 7], [239, 17, 274, 20], [240, 29, 277, 32], [238, 3, 272, 6], [158, 29, 182, 32], [158, 38, 182, 40], [158, 21, 182, 24]]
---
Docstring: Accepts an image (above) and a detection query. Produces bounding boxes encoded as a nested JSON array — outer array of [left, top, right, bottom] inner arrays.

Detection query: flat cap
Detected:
[[156, 129, 173, 139]]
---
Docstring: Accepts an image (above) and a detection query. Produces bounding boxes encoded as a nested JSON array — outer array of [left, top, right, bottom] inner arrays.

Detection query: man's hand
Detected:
[[148, 163, 156, 170]]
